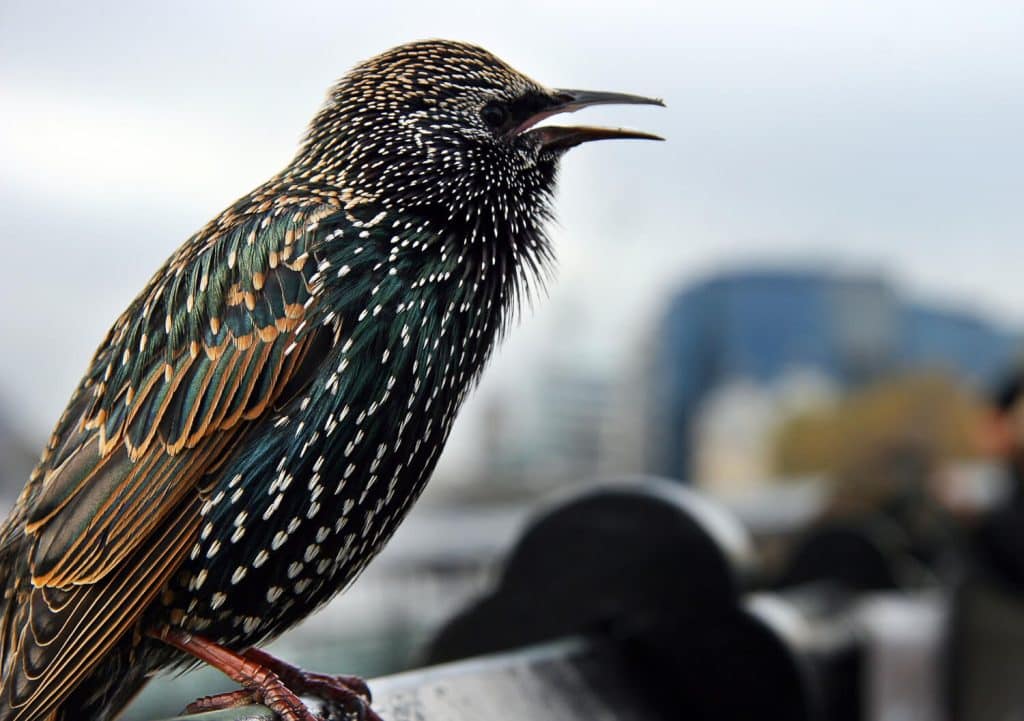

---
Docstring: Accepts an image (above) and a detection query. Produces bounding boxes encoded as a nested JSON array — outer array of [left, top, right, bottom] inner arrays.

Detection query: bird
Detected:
[[0, 39, 662, 721]]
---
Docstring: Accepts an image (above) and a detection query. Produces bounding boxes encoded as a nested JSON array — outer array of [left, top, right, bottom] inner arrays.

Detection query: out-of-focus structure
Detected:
[[640, 269, 1020, 489]]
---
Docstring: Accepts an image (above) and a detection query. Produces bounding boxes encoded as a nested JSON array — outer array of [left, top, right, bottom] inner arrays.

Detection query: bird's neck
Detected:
[[282, 135, 560, 307], [316, 188, 553, 318]]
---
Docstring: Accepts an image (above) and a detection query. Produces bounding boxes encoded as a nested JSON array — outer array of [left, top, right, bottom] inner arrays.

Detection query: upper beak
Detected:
[[517, 88, 665, 152]]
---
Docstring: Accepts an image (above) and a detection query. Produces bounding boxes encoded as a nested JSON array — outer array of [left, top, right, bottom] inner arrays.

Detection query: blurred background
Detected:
[[2, 1, 1024, 719]]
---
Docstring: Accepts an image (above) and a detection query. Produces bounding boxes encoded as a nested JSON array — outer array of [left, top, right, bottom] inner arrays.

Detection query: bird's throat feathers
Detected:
[[308, 189, 556, 353]]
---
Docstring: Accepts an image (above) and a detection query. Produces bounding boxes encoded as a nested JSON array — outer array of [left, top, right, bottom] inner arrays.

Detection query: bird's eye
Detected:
[[480, 101, 509, 129]]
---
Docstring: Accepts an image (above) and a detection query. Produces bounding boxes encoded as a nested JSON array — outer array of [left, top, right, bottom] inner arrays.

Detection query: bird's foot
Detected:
[[182, 673, 315, 721], [241, 647, 379, 720], [152, 627, 379, 721]]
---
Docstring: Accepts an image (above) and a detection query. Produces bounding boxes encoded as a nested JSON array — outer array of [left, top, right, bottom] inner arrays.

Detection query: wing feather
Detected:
[[0, 201, 342, 721], [5, 497, 201, 721]]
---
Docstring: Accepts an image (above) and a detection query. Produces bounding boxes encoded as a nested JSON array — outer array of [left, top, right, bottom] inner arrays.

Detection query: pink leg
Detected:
[[150, 627, 317, 721]]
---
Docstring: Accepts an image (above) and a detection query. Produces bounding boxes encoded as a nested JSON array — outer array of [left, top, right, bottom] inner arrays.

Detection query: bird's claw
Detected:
[[181, 685, 317, 721], [183, 689, 258, 714], [239, 647, 381, 720]]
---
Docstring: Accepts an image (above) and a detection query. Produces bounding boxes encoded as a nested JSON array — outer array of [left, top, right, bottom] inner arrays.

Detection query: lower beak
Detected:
[[531, 125, 664, 152], [518, 88, 665, 151]]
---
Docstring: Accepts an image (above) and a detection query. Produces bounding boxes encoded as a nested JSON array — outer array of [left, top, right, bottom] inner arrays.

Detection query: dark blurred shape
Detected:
[[746, 590, 864, 721], [946, 365, 1024, 721], [429, 478, 858, 721], [429, 478, 753, 661], [780, 518, 919, 592], [646, 269, 1021, 480], [948, 580, 1024, 721], [991, 370, 1024, 414], [969, 365, 1024, 589], [970, 502, 1024, 590]]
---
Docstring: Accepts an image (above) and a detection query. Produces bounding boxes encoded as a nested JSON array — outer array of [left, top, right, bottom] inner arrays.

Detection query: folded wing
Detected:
[[0, 201, 342, 721]]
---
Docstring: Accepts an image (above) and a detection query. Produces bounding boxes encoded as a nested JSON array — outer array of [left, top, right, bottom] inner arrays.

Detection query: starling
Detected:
[[0, 39, 662, 721]]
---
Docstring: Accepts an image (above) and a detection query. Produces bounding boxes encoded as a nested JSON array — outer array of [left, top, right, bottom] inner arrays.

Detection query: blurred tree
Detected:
[[774, 373, 984, 580], [773, 373, 982, 514]]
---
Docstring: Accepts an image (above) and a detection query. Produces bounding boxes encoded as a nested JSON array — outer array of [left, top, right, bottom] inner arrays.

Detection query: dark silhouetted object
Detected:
[[971, 367, 1024, 589], [0, 40, 662, 721], [949, 366, 1024, 721], [781, 519, 915, 593], [431, 478, 860, 721]]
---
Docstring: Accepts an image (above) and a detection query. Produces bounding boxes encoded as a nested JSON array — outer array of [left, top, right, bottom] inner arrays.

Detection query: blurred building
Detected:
[[902, 304, 1019, 384], [472, 366, 615, 490], [692, 369, 839, 497], [644, 269, 1022, 484]]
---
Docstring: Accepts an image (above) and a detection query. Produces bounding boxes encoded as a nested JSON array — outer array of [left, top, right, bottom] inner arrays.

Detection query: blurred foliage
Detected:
[[773, 372, 983, 515]]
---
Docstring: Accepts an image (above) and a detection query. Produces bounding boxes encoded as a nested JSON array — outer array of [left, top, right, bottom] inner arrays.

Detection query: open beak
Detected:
[[518, 88, 665, 152]]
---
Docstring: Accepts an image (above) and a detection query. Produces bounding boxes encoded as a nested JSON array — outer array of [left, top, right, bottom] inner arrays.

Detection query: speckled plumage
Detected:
[[0, 40, 661, 721]]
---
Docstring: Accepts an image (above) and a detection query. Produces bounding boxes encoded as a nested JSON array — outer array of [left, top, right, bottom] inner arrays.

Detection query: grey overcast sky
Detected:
[[1, 1, 1023, 466]]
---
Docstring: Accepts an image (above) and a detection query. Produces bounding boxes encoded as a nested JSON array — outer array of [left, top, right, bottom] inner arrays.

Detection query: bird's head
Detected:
[[294, 39, 663, 222]]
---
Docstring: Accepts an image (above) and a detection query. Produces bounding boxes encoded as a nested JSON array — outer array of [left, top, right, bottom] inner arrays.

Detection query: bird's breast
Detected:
[[163, 256, 510, 645]]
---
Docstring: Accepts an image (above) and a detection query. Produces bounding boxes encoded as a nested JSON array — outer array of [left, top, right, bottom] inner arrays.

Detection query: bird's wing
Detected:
[[0, 201, 342, 721]]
